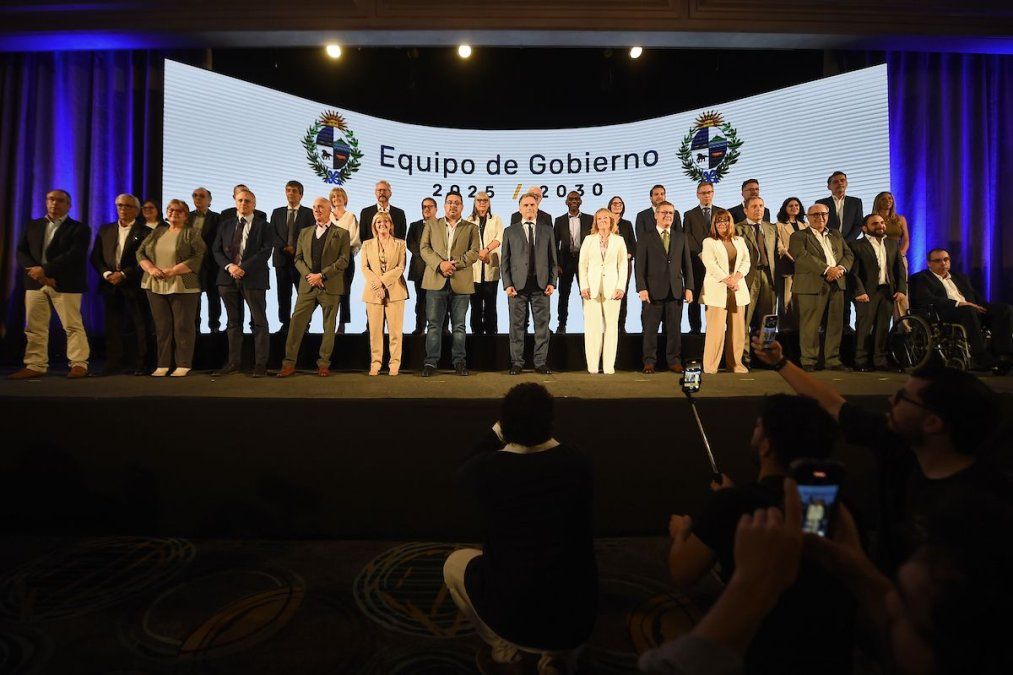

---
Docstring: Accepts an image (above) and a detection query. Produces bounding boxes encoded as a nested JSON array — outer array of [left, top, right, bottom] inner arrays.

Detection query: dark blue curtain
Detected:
[[887, 52, 1013, 302], [0, 50, 165, 348]]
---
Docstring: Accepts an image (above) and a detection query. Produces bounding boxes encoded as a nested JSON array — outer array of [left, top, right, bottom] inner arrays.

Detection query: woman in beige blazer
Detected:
[[700, 208, 751, 374], [137, 199, 206, 377], [578, 208, 628, 374], [361, 211, 408, 376], [469, 191, 503, 334]]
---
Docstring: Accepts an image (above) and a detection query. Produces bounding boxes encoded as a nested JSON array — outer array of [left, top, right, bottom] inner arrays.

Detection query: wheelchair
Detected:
[[888, 310, 974, 371]]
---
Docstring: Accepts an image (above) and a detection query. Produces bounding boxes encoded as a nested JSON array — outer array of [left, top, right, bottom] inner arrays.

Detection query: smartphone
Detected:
[[789, 459, 845, 538], [760, 313, 779, 349], [680, 361, 702, 394]]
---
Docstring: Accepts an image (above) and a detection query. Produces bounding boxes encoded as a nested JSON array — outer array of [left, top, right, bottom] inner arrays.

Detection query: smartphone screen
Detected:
[[681, 366, 701, 393], [760, 313, 779, 348], [797, 483, 840, 537]]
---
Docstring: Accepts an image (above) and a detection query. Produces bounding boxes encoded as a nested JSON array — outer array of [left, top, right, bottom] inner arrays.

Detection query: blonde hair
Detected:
[[371, 210, 394, 238], [329, 187, 348, 208], [591, 207, 618, 235], [166, 199, 190, 218]]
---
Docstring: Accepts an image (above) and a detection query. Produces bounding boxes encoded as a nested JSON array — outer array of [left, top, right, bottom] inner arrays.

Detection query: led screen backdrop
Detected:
[[163, 60, 889, 332]]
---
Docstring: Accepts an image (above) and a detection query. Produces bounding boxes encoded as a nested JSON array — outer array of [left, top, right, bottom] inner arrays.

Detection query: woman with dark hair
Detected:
[[873, 191, 910, 317], [775, 197, 807, 329], [700, 208, 751, 374], [608, 195, 636, 333], [140, 200, 167, 230]]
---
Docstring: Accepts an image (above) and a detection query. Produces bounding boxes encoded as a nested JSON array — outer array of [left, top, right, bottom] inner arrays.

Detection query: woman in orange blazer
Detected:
[[361, 211, 409, 376]]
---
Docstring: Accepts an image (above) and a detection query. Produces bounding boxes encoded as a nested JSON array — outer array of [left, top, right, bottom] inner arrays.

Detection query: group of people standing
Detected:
[[9, 171, 1011, 379]]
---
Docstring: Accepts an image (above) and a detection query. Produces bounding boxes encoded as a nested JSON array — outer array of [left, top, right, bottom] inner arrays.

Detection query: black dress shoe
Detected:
[[213, 364, 242, 377], [455, 363, 470, 376], [535, 366, 552, 375], [251, 366, 267, 378], [133, 368, 148, 376], [855, 365, 875, 373], [509, 365, 522, 375], [420, 365, 435, 377]]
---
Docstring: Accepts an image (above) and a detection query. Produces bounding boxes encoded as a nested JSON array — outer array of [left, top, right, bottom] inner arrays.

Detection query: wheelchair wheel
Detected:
[[890, 315, 933, 371], [945, 357, 967, 371]]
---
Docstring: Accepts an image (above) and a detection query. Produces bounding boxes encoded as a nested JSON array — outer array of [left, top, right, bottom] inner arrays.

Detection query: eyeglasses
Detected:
[[808, 212, 830, 219], [658, 210, 675, 216], [892, 388, 933, 411], [166, 208, 186, 215], [475, 198, 489, 202], [115, 203, 134, 208], [929, 257, 950, 263]]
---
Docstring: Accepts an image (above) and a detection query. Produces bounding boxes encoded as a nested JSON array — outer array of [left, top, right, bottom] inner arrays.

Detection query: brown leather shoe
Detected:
[[276, 365, 296, 378], [67, 366, 88, 379], [318, 366, 331, 377], [643, 364, 655, 374], [669, 363, 684, 374], [8, 367, 45, 380]]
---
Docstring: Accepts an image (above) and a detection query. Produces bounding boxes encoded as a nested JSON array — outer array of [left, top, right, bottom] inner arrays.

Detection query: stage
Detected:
[[3, 362, 1011, 543]]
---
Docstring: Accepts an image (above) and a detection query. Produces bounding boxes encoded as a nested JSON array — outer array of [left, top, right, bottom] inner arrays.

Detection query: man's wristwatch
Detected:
[[772, 357, 789, 372]]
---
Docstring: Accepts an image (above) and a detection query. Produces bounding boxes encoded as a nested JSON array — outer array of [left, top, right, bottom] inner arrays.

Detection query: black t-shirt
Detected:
[[459, 431, 597, 651], [838, 402, 1013, 572], [693, 476, 856, 675]]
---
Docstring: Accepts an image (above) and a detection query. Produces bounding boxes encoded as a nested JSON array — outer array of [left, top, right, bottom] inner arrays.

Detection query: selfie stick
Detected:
[[681, 385, 723, 485]]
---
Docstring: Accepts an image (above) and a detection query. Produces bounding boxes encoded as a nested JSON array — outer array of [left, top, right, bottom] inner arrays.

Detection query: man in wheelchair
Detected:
[[909, 248, 1013, 371]]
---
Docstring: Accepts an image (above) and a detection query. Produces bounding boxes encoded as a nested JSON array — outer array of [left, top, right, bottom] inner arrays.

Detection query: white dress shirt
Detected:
[[832, 195, 846, 225], [867, 235, 889, 285], [106, 221, 134, 278], [446, 218, 460, 254], [931, 270, 967, 304], [568, 214, 581, 252], [812, 228, 838, 271], [315, 221, 330, 239], [523, 220, 536, 246], [227, 213, 254, 270]]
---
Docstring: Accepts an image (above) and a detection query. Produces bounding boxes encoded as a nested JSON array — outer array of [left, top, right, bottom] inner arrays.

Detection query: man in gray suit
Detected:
[[419, 192, 481, 376], [736, 196, 778, 364], [501, 193, 558, 375], [789, 203, 855, 371]]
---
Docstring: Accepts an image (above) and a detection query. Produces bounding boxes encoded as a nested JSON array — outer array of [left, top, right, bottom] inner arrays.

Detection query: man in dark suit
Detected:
[[502, 193, 558, 374], [212, 189, 273, 377], [816, 171, 863, 331], [10, 189, 91, 379], [509, 186, 552, 228], [91, 193, 152, 375], [552, 191, 593, 334], [728, 179, 771, 224], [635, 201, 694, 374], [359, 179, 408, 244], [736, 196, 779, 364], [219, 183, 267, 222], [634, 184, 681, 240], [789, 204, 854, 371], [406, 197, 439, 334], [269, 180, 314, 333], [188, 187, 222, 332], [682, 181, 718, 334], [850, 214, 907, 371], [910, 248, 1013, 371]]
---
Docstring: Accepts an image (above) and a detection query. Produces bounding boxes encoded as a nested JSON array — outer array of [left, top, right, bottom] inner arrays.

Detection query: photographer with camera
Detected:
[[665, 394, 856, 674], [750, 337, 1010, 573]]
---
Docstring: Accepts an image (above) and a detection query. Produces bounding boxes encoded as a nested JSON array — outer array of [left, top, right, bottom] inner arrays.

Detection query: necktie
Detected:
[[232, 218, 246, 265], [661, 229, 670, 254], [703, 207, 711, 225], [286, 209, 297, 248], [755, 224, 768, 267], [527, 223, 536, 273]]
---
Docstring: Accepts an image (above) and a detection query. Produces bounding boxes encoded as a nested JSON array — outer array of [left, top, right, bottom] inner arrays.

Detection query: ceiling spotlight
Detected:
[[458, 44, 472, 59], [630, 46, 643, 59], [325, 43, 342, 59]]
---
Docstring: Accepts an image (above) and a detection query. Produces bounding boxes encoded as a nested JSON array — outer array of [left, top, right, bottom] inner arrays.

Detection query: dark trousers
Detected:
[[556, 260, 578, 328], [797, 285, 844, 367], [103, 287, 148, 370], [688, 257, 706, 332], [339, 262, 355, 324], [618, 260, 632, 333], [275, 262, 300, 329], [855, 285, 895, 367], [425, 285, 470, 367], [937, 301, 1013, 365], [743, 268, 776, 362], [642, 297, 684, 366], [470, 280, 499, 334], [508, 285, 551, 368], [146, 291, 199, 369], [197, 265, 223, 332], [412, 279, 427, 332], [220, 282, 270, 369]]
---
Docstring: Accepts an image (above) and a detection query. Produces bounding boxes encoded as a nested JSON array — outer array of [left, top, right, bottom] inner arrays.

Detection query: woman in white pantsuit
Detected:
[[579, 208, 628, 374], [700, 208, 751, 374]]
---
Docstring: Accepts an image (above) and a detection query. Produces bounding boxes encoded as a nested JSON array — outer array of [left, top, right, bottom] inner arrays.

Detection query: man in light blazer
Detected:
[[635, 201, 694, 374], [91, 193, 152, 375], [634, 184, 681, 240], [789, 203, 855, 371], [419, 191, 481, 376], [553, 191, 593, 334], [736, 196, 778, 365], [502, 193, 558, 375], [212, 189, 274, 377], [816, 171, 863, 331], [359, 179, 408, 243], [850, 214, 907, 372], [270, 180, 314, 333], [682, 181, 719, 334], [277, 198, 350, 378]]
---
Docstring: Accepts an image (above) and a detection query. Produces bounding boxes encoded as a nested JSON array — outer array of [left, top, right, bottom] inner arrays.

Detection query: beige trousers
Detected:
[[703, 304, 747, 374], [366, 299, 405, 371], [583, 295, 621, 373], [23, 287, 90, 372]]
